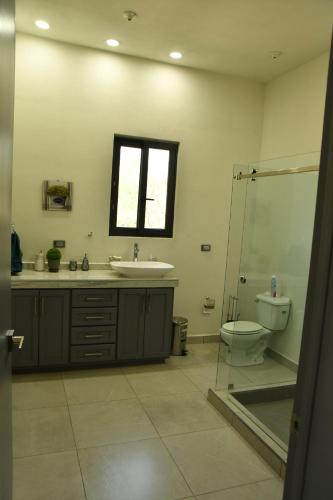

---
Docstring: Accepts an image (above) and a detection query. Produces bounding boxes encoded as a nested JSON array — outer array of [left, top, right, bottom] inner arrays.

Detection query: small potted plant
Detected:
[[46, 248, 62, 273], [46, 185, 70, 207]]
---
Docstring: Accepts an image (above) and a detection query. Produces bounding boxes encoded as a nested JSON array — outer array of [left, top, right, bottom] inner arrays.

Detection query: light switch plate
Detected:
[[201, 244, 211, 252]]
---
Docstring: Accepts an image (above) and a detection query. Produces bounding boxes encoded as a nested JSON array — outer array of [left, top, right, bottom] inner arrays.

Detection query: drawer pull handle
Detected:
[[84, 334, 104, 339], [84, 352, 103, 357], [85, 297, 105, 301], [85, 315, 105, 320]]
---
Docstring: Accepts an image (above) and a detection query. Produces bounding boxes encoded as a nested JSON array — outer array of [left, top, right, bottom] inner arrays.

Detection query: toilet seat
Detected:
[[222, 321, 263, 335]]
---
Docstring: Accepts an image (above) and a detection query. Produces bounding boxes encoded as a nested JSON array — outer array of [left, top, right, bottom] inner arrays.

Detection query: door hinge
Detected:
[[290, 412, 300, 434]]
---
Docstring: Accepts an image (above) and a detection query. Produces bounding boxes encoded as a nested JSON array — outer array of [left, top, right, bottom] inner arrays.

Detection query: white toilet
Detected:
[[220, 293, 291, 367]]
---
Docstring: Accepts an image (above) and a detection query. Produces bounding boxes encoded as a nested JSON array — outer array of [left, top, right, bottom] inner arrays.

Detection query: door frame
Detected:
[[0, 0, 16, 498], [284, 33, 333, 499]]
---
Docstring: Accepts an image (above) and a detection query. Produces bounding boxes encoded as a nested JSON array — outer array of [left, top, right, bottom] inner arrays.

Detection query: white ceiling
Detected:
[[16, 0, 333, 82]]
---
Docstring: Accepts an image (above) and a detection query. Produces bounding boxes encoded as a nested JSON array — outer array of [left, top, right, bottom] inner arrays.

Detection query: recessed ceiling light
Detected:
[[106, 39, 120, 47], [35, 19, 50, 30], [169, 51, 183, 60]]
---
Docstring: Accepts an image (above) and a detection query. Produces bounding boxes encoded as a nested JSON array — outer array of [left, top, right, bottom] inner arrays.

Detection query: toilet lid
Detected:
[[223, 321, 263, 335]]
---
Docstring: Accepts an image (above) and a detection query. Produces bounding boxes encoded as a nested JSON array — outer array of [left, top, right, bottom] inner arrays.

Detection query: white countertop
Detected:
[[11, 270, 179, 289]]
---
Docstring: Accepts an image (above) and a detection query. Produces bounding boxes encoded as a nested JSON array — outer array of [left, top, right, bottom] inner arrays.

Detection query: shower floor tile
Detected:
[[228, 357, 297, 388], [244, 358, 296, 384], [245, 398, 294, 445]]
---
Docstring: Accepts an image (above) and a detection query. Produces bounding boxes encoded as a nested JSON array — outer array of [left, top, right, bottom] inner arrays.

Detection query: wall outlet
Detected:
[[201, 244, 211, 252], [53, 240, 65, 248]]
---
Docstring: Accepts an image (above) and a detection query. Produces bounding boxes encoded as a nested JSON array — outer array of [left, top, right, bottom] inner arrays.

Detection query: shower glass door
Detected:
[[216, 152, 320, 449]]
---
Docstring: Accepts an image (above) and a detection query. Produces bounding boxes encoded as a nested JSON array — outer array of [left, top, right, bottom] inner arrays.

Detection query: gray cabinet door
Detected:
[[117, 289, 146, 360], [12, 290, 39, 368], [39, 290, 70, 366], [144, 288, 173, 359]]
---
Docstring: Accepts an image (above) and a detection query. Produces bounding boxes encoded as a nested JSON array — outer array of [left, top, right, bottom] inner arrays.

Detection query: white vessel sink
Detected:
[[111, 261, 174, 278]]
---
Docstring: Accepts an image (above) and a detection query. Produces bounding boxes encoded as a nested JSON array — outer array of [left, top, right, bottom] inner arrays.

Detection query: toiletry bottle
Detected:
[[34, 250, 45, 272], [276, 277, 283, 297], [69, 260, 78, 271], [271, 275, 277, 298], [81, 253, 89, 271]]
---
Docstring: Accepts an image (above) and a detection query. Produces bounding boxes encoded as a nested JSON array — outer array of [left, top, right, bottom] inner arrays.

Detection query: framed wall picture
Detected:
[[42, 180, 73, 211]]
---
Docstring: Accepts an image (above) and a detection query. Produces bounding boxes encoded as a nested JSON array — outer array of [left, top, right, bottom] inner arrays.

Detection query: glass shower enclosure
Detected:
[[215, 152, 319, 451]]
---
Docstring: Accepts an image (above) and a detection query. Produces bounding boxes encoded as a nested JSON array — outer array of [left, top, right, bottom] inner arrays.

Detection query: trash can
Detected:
[[172, 316, 188, 356]]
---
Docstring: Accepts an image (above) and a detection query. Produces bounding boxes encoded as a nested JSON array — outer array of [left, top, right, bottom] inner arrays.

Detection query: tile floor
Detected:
[[12, 343, 285, 500]]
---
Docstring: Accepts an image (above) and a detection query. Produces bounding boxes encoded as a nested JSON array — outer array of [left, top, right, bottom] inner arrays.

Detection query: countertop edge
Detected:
[[11, 278, 179, 289]]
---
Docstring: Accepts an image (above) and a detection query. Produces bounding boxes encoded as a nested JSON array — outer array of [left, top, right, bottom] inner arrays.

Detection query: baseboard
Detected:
[[266, 348, 298, 373], [187, 334, 220, 344]]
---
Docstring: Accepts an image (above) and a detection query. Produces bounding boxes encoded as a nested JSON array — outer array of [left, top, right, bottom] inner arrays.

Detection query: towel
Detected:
[[11, 231, 22, 275]]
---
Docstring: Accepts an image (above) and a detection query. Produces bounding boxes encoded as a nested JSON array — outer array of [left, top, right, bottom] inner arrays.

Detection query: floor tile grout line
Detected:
[[64, 380, 89, 500], [61, 366, 140, 405], [159, 424, 277, 497], [159, 437, 196, 497], [178, 367, 204, 391], [12, 403, 69, 414], [67, 396, 138, 408], [122, 371, 143, 399], [178, 364, 218, 394], [123, 371, 204, 399], [188, 474, 282, 498], [13, 446, 77, 461], [136, 389, 203, 403], [134, 394, 196, 497], [65, 424, 232, 455], [74, 435, 166, 454], [12, 402, 67, 412], [154, 423, 231, 440], [13, 346, 283, 497]]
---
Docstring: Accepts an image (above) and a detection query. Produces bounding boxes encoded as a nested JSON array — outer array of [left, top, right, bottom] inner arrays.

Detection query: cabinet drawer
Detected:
[[70, 344, 116, 364], [71, 326, 116, 345], [71, 307, 117, 326], [72, 289, 118, 308]]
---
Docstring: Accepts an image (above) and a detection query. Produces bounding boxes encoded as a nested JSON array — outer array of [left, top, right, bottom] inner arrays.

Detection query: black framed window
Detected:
[[109, 134, 179, 237]]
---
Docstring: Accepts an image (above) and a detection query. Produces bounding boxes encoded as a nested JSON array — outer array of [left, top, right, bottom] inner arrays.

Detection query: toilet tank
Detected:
[[256, 294, 291, 331]]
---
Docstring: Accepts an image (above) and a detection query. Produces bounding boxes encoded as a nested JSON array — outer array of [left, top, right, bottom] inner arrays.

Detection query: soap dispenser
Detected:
[[81, 253, 89, 271], [34, 250, 45, 272]]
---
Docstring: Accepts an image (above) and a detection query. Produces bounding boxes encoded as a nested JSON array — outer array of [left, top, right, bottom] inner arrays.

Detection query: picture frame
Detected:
[[42, 180, 73, 211]]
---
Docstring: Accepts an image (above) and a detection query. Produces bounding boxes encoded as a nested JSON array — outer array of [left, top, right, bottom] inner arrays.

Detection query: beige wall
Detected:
[[260, 52, 329, 159], [256, 53, 329, 363], [12, 33, 264, 335]]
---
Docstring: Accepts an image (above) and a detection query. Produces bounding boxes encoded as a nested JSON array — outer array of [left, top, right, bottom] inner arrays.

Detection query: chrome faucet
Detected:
[[133, 243, 139, 262]]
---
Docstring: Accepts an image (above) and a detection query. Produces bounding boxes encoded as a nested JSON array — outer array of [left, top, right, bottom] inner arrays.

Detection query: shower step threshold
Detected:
[[208, 387, 288, 479]]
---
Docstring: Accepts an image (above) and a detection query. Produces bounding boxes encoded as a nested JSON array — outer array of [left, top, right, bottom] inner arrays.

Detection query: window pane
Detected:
[[144, 148, 170, 229], [116, 146, 141, 228]]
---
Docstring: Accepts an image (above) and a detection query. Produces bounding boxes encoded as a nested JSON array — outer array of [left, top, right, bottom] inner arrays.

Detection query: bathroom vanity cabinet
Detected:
[[12, 290, 70, 368], [11, 286, 174, 370], [117, 288, 173, 360]]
